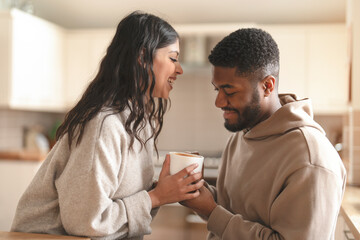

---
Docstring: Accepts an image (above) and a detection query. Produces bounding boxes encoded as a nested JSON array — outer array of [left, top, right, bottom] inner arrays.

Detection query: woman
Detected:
[[11, 11, 204, 239]]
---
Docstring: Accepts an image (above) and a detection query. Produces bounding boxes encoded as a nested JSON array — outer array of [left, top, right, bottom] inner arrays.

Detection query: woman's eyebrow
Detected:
[[168, 51, 179, 56]]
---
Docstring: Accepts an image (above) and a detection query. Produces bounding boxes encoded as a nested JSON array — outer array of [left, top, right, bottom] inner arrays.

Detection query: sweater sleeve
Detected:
[[54, 114, 154, 238], [207, 166, 345, 239]]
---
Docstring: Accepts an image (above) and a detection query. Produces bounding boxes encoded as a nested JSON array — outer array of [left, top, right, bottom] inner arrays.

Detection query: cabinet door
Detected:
[[307, 25, 349, 114], [262, 24, 349, 114], [64, 33, 92, 108], [64, 30, 113, 109], [0, 160, 42, 231], [10, 10, 65, 111], [88, 31, 113, 78], [263, 26, 307, 99]]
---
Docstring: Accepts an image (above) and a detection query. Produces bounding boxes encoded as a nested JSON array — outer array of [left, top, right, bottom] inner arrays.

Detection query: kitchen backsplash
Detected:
[[343, 110, 360, 185], [0, 109, 64, 150], [314, 115, 344, 145], [0, 103, 346, 155]]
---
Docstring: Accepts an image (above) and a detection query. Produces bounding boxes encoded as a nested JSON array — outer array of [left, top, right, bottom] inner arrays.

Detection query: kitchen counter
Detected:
[[0, 150, 47, 161], [0, 231, 90, 239], [340, 185, 360, 239]]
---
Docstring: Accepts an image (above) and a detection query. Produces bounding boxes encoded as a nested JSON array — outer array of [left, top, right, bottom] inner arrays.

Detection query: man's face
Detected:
[[212, 66, 262, 132]]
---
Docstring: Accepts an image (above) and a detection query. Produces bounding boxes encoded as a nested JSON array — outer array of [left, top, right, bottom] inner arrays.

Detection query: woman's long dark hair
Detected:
[[56, 11, 179, 154]]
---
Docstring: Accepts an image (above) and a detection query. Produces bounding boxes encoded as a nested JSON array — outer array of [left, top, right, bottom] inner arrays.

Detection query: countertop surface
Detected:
[[0, 231, 90, 239], [341, 185, 360, 239], [0, 150, 46, 161]]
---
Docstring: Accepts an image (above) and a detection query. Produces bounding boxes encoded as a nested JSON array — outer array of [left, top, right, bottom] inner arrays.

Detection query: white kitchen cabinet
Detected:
[[177, 23, 348, 114], [306, 25, 349, 114], [0, 160, 42, 231], [62, 23, 348, 114], [0, 9, 65, 112], [64, 29, 114, 109], [261, 24, 348, 114], [261, 25, 307, 99]]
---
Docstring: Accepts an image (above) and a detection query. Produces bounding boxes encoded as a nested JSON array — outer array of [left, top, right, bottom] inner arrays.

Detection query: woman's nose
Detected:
[[176, 62, 183, 75]]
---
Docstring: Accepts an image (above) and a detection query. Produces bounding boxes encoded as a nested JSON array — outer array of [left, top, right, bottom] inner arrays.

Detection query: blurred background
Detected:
[[0, 0, 359, 239]]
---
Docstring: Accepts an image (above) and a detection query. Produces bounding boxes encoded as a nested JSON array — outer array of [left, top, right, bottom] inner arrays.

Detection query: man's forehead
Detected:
[[212, 66, 248, 86], [212, 66, 237, 74]]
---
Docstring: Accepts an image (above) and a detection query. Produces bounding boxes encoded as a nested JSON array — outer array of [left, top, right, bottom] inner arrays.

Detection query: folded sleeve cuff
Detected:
[[204, 181, 217, 200], [207, 205, 233, 238], [122, 190, 153, 238]]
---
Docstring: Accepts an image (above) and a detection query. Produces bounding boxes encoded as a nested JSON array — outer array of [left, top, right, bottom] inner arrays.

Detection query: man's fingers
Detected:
[[187, 179, 205, 192], [184, 190, 200, 199]]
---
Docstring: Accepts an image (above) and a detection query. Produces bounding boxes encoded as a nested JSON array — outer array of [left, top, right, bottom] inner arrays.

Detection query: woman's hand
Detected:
[[148, 154, 204, 208]]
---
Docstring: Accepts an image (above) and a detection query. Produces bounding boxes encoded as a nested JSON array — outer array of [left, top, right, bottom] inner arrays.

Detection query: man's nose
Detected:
[[215, 91, 227, 108]]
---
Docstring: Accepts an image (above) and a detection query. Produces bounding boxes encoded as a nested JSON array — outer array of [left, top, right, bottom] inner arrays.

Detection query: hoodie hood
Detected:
[[244, 94, 325, 140]]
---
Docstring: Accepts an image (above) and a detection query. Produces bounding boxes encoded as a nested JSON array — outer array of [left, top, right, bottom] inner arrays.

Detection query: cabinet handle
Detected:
[[344, 230, 355, 240]]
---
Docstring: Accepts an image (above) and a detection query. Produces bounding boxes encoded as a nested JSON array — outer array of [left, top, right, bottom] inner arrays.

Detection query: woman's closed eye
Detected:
[[169, 57, 178, 62]]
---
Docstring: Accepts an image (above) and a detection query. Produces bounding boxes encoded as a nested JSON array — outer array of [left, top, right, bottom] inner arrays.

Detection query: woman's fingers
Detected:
[[174, 163, 199, 178], [183, 172, 202, 185]]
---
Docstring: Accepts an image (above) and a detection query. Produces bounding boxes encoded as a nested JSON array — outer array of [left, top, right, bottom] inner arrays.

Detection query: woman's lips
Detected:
[[167, 78, 176, 89]]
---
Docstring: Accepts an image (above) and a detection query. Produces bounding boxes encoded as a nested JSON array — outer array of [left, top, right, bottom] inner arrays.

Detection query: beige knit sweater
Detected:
[[206, 94, 346, 240], [11, 109, 157, 240]]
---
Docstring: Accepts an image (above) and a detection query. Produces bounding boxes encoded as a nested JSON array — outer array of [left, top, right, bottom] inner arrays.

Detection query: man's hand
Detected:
[[180, 186, 217, 220]]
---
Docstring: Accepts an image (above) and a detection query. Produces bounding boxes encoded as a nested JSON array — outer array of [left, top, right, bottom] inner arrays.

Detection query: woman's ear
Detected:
[[137, 48, 146, 66], [262, 75, 276, 96]]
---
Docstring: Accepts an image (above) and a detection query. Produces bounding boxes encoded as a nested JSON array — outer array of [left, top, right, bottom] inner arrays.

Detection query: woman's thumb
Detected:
[[159, 154, 170, 178]]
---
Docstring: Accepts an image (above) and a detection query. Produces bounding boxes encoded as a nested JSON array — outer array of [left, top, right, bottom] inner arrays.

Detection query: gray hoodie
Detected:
[[206, 94, 346, 240]]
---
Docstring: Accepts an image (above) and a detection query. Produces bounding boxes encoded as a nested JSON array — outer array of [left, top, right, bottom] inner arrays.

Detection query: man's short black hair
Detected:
[[208, 28, 280, 82]]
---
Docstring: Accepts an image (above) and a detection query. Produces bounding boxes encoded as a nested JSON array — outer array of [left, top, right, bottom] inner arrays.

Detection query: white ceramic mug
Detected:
[[169, 152, 204, 175]]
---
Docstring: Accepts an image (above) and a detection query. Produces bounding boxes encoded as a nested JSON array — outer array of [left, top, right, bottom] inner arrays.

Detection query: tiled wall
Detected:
[[0, 109, 64, 150], [314, 115, 344, 145], [351, 110, 360, 185], [0, 108, 347, 159], [354, 111, 360, 171], [343, 110, 360, 185]]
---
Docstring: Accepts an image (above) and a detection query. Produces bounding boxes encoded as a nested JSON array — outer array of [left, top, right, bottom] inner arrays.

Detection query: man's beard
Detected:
[[224, 89, 261, 132]]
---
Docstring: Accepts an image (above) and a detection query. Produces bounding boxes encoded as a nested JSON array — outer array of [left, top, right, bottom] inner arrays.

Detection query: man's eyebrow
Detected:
[[212, 82, 234, 89]]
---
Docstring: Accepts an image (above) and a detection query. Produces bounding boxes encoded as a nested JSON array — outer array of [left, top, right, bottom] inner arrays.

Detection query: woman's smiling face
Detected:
[[152, 39, 183, 99]]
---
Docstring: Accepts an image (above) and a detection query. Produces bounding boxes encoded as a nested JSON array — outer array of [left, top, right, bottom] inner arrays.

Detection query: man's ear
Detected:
[[262, 75, 276, 96]]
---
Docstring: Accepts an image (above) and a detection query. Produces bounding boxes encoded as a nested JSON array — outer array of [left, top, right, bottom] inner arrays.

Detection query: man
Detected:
[[182, 28, 346, 239]]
